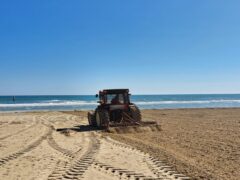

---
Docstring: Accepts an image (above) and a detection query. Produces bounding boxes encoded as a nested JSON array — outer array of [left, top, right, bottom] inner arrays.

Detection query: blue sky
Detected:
[[0, 0, 240, 95]]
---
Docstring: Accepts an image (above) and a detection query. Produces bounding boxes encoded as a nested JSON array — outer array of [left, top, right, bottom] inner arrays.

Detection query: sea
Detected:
[[1, 94, 240, 112]]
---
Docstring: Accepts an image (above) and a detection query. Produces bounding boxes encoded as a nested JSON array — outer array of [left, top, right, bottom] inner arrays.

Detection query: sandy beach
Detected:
[[0, 108, 239, 180]]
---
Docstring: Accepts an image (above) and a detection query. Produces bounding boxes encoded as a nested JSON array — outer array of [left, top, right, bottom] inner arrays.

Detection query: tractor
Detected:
[[88, 89, 142, 129]]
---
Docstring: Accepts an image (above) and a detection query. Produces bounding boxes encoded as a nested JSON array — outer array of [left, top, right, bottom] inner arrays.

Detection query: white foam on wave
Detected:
[[1, 99, 240, 108], [135, 99, 240, 105], [49, 100, 61, 102], [0, 101, 98, 108]]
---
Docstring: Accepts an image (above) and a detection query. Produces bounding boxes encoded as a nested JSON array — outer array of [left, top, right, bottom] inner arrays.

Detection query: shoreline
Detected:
[[1, 106, 240, 114]]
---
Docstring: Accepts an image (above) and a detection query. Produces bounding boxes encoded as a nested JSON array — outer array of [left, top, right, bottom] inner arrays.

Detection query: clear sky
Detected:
[[0, 0, 240, 95]]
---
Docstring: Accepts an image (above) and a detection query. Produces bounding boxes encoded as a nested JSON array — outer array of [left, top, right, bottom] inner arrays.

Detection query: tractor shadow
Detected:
[[56, 125, 103, 133]]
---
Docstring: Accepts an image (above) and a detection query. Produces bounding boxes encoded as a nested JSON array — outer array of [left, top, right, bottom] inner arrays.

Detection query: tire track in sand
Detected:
[[47, 131, 82, 159], [103, 137, 190, 180], [92, 161, 160, 180], [0, 116, 39, 141], [48, 133, 100, 180], [41, 113, 82, 159], [0, 122, 53, 167]]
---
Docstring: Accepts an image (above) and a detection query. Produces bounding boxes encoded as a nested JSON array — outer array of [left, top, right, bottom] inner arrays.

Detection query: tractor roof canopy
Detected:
[[101, 89, 129, 94]]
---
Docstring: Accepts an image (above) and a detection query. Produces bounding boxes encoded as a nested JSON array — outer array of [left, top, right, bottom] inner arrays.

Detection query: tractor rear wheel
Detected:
[[95, 109, 110, 128], [129, 105, 142, 122]]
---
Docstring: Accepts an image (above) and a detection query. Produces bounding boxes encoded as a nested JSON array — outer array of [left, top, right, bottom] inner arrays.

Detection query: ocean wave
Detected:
[[1, 99, 240, 108], [0, 101, 98, 107], [49, 100, 61, 102], [135, 99, 240, 105]]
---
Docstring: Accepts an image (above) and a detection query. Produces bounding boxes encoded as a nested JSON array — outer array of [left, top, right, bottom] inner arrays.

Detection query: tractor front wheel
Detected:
[[88, 111, 96, 126]]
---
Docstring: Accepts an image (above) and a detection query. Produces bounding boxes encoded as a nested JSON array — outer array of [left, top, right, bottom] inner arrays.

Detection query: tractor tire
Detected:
[[129, 105, 142, 122], [95, 109, 110, 128], [88, 111, 96, 126]]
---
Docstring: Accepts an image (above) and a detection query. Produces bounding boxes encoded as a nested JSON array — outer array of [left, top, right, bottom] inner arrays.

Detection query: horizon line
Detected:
[[1, 93, 240, 96]]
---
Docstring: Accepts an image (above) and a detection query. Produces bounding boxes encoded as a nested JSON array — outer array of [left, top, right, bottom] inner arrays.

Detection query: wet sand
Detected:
[[0, 108, 239, 180]]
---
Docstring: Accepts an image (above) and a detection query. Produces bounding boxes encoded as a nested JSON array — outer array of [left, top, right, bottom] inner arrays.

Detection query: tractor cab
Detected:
[[97, 89, 130, 105]]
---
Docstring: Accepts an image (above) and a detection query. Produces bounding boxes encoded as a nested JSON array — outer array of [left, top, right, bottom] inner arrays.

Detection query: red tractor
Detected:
[[88, 89, 142, 129]]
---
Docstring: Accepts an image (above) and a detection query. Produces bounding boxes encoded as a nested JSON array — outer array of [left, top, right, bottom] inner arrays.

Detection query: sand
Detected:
[[111, 108, 240, 180], [0, 108, 239, 180]]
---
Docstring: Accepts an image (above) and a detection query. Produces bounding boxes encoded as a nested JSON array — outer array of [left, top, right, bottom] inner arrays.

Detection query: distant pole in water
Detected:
[[13, 96, 15, 102]]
